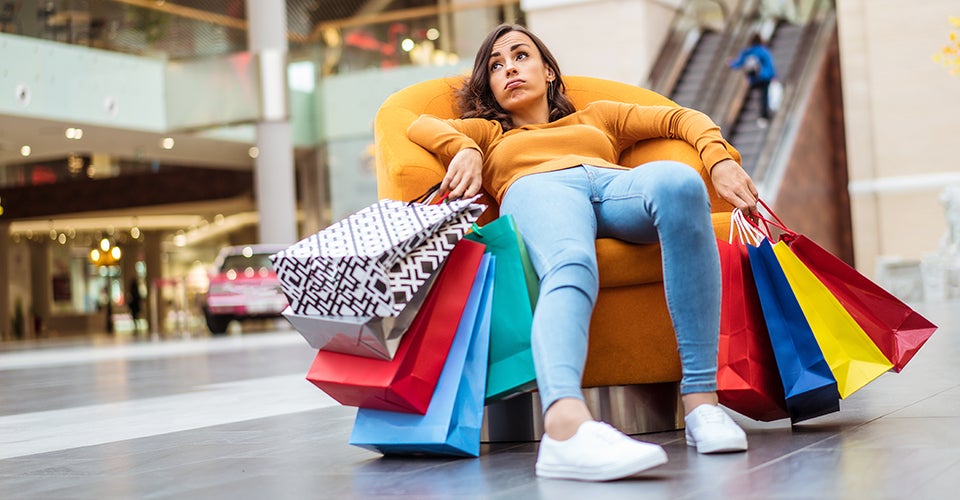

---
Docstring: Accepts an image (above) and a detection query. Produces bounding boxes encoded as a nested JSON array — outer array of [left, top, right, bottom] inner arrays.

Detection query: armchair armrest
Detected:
[[620, 138, 737, 215]]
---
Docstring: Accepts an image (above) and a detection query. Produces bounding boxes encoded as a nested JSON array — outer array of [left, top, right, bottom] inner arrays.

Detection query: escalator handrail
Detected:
[[755, 0, 837, 200]]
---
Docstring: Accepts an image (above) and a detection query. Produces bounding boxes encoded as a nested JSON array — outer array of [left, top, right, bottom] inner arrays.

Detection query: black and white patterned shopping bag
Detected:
[[270, 197, 485, 316]]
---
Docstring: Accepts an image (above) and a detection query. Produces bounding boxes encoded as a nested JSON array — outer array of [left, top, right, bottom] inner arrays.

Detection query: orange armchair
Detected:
[[375, 75, 737, 433]]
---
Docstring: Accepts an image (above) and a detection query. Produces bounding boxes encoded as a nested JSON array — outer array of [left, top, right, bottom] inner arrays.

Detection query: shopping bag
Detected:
[[779, 229, 936, 372], [349, 254, 495, 456], [271, 197, 484, 317], [772, 242, 893, 398], [768, 79, 784, 113], [281, 271, 439, 360], [716, 211, 789, 421], [465, 214, 538, 401], [748, 237, 840, 423], [305, 239, 486, 414]]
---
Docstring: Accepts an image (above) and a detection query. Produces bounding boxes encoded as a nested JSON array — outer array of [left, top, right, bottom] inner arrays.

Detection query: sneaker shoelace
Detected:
[[694, 406, 728, 425], [591, 422, 634, 445]]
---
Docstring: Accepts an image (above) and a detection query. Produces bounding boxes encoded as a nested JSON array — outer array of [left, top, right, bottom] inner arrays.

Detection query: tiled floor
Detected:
[[1, 301, 957, 499]]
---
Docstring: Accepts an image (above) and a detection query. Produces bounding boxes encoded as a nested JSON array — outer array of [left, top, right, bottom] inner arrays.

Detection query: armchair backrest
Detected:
[[375, 75, 735, 216]]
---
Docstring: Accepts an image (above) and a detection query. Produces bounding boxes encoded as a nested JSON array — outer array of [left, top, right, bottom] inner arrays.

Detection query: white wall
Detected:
[[837, 0, 960, 277], [522, 0, 682, 85]]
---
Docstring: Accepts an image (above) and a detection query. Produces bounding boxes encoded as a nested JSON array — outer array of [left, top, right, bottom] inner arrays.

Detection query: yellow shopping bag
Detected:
[[772, 242, 893, 398]]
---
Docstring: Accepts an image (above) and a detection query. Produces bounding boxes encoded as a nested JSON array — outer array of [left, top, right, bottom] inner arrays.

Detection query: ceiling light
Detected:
[[20, 145, 30, 156], [161, 137, 175, 149], [65, 128, 83, 140], [248, 146, 259, 159], [426, 28, 439, 41], [401, 38, 415, 52]]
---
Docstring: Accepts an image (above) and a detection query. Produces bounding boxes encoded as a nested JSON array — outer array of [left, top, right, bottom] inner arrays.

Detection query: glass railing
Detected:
[[0, 0, 522, 66]]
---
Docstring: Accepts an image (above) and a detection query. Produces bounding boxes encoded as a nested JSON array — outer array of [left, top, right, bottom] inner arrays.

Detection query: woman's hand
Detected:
[[440, 148, 484, 200], [710, 159, 759, 214]]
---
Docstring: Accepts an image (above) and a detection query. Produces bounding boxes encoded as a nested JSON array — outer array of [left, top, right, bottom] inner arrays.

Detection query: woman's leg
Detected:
[[589, 162, 721, 400], [500, 167, 598, 432], [503, 167, 671, 481], [591, 162, 746, 454], [758, 80, 771, 119]]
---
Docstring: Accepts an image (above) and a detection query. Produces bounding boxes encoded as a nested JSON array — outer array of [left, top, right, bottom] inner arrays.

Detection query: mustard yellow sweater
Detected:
[[407, 100, 737, 203]]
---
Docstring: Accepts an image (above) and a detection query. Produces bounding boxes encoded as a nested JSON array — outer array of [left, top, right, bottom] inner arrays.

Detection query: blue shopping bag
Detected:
[[349, 254, 494, 457], [748, 239, 840, 423]]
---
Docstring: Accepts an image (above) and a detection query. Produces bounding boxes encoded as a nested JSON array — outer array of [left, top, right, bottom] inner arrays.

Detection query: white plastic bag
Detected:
[[768, 79, 784, 113]]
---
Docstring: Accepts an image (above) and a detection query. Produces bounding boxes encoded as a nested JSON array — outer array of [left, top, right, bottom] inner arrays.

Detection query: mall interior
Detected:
[[1, 1, 959, 498], [2, 0, 958, 342]]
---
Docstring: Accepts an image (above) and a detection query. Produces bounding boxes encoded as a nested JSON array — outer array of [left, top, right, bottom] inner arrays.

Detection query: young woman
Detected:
[[408, 24, 757, 482]]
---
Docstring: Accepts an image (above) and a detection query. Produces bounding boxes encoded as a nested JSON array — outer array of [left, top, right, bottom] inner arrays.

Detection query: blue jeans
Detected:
[[499, 162, 721, 414]]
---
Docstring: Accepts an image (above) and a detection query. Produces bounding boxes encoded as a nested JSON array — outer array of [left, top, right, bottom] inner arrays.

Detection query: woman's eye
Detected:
[[516, 52, 528, 60], [490, 62, 502, 71]]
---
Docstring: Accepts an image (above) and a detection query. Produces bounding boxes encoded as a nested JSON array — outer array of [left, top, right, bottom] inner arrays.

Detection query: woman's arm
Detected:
[[612, 103, 734, 171], [406, 115, 492, 199], [611, 103, 758, 212]]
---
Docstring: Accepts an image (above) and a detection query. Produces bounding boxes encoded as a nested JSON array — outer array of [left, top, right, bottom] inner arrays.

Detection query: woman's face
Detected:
[[486, 31, 555, 122]]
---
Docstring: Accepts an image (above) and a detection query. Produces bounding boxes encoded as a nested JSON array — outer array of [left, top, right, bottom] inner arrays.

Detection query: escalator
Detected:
[[648, 0, 853, 262], [728, 22, 806, 176], [669, 31, 725, 109]]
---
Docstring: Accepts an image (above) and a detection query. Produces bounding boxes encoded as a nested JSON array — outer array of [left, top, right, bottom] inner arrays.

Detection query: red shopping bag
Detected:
[[717, 212, 789, 421], [757, 201, 937, 372], [306, 239, 486, 414]]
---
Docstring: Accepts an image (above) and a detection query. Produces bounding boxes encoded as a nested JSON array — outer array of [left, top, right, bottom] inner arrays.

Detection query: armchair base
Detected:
[[481, 383, 683, 442]]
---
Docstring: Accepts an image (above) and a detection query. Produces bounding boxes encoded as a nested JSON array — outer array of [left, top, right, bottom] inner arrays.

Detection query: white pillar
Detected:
[[246, 0, 298, 245], [451, 0, 500, 61]]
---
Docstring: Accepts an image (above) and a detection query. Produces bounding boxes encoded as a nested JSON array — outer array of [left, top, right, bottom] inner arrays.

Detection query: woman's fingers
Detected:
[[442, 148, 483, 200]]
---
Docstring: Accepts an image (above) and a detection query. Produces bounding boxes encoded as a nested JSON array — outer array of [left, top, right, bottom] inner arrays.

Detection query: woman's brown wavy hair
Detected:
[[456, 24, 575, 131]]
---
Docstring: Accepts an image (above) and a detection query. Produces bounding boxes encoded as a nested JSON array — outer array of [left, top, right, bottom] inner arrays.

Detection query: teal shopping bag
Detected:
[[349, 254, 494, 457], [465, 215, 538, 402]]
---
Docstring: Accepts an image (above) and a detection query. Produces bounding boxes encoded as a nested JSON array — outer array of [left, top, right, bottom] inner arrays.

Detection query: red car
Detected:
[[203, 244, 289, 334]]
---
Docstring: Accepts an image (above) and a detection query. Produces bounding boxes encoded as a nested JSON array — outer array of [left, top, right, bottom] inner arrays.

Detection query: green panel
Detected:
[[289, 90, 316, 147], [318, 64, 470, 219], [315, 64, 469, 142], [164, 52, 260, 131], [0, 33, 166, 131]]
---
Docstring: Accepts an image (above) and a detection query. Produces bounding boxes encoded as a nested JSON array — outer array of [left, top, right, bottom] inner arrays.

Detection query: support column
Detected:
[[247, 0, 298, 245], [0, 223, 9, 340], [451, 0, 499, 60], [29, 240, 51, 338], [143, 231, 165, 336], [120, 239, 142, 333], [297, 148, 328, 236]]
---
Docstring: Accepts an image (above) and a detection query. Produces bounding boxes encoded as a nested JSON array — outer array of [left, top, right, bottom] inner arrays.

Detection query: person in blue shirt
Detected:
[[729, 34, 777, 127]]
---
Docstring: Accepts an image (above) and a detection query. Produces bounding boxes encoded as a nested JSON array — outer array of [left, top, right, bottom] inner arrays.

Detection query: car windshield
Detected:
[[220, 254, 275, 274]]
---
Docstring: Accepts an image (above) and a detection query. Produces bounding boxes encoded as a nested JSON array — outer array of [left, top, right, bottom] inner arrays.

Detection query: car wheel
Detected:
[[205, 310, 232, 335]]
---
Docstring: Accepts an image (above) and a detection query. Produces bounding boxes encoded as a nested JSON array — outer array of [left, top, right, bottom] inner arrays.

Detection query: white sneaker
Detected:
[[536, 420, 668, 481], [684, 404, 748, 454]]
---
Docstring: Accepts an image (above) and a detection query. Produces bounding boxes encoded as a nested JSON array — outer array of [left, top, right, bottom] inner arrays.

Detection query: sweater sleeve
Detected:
[[406, 115, 497, 166], [607, 102, 737, 173]]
